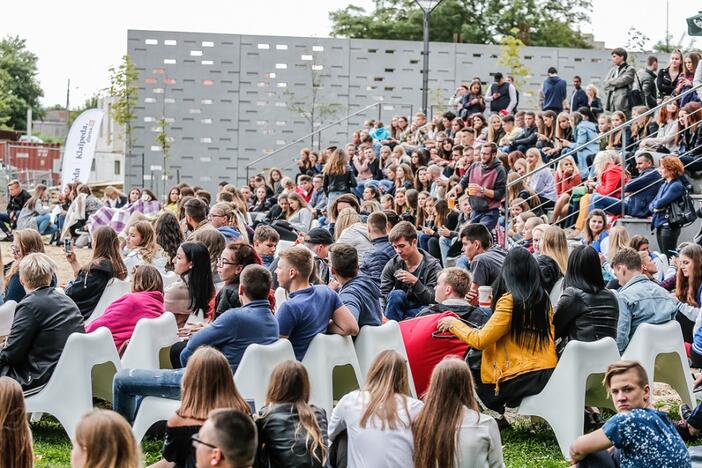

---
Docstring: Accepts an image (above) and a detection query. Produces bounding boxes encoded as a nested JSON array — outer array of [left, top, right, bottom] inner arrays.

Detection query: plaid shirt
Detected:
[[88, 200, 162, 235]]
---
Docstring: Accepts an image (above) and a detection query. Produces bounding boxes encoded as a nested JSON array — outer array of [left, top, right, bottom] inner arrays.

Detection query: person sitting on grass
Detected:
[[569, 360, 690, 467]]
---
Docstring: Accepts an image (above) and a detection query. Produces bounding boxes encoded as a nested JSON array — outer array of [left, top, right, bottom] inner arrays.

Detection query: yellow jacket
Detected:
[[448, 293, 557, 391]]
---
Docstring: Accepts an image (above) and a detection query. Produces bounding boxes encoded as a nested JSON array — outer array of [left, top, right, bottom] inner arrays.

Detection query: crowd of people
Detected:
[[0, 46, 702, 467]]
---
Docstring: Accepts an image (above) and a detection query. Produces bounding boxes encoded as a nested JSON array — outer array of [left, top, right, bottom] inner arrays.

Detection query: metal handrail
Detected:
[[516, 104, 702, 219], [507, 82, 702, 190], [244, 101, 384, 180]]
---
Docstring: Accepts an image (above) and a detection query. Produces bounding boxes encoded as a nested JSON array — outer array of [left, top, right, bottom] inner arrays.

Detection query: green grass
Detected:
[[31, 415, 571, 467]]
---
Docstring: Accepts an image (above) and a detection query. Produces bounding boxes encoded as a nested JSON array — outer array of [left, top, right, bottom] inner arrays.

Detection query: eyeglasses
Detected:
[[208, 213, 227, 220], [217, 257, 237, 267], [191, 434, 218, 451]]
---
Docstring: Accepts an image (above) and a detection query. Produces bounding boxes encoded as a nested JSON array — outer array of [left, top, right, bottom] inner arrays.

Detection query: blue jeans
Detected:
[[0, 212, 12, 235], [112, 368, 184, 424], [589, 194, 626, 216], [418, 233, 432, 252], [456, 255, 470, 270], [439, 236, 454, 266], [36, 214, 58, 236], [385, 290, 423, 321], [470, 208, 499, 232]]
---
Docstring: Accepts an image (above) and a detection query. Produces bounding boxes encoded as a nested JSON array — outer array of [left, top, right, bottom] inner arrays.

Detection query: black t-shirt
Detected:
[[470, 247, 507, 287]]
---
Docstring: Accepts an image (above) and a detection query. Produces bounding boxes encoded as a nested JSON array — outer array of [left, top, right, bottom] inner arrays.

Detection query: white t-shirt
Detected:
[[455, 408, 505, 468], [328, 390, 423, 468]]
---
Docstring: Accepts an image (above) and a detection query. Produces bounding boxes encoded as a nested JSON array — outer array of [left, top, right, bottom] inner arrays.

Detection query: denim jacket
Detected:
[[615, 274, 677, 352]]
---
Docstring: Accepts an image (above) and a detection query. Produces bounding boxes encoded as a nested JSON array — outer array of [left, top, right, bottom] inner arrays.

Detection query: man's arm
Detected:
[[615, 293, 632, 352], [608, 66, 636, 89], [379, 261, 396, 310], [506, 84, 517, 113], [569, 429, 612, 463], [180, 314, 231, 367], [329, 305, 359, 336]]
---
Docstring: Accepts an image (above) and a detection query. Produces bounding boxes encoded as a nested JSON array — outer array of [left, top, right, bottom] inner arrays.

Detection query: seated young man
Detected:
[[194, 409, 257, 468], [460, 223, 507, 306], [380, 221, 441, 321], [329, 243, 382, 328], [359, 211, 395, 285], [401, 267, 490, 396], [611, 248, 678, 352], [569, 360, 690, 467], [275, 245, 358, 360], [112, 265, 280, 423], [253, 225, 279, 268], [0, 253, 84, 395]]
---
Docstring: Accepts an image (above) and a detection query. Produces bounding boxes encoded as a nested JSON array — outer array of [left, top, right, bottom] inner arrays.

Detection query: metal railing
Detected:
[[244, 101, 384, 181], [504, 82, 702, 241]]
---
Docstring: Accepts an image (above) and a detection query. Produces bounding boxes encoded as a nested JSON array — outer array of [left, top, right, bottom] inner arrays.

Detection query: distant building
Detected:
[[32, 109, 69, 141]]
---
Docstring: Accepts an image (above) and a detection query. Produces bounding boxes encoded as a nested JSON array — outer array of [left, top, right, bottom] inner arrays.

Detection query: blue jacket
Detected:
[[571, 120, 599, 176], [570, 88, 589, 112], [180, 299, 279, 373], [543, 75, 567, 111], [623, 167, 663, 218], [338, 275, 382, 327], [616, 275, 678, 351], [649, 176, 687, 229], [359, 236, 395, 284]]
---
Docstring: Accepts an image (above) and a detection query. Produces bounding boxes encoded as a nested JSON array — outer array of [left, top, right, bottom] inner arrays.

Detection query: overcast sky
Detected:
[[3, 0, 698, 107]]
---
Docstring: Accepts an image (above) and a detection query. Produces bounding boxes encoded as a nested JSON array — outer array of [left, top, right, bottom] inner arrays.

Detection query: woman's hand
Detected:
[[437, 317, 458, 333]]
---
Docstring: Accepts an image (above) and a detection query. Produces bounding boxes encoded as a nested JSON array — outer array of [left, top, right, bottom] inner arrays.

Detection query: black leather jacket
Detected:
[[255, 403, 328, 468], [0, 287, 84, 391], [553, 286, 619, 355]]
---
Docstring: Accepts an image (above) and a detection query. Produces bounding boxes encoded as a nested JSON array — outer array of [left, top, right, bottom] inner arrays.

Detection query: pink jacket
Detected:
[[86, 290, 165, 349]]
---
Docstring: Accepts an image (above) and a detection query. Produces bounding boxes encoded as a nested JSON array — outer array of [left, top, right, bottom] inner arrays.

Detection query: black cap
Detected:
[[304, 227, 334, 245]]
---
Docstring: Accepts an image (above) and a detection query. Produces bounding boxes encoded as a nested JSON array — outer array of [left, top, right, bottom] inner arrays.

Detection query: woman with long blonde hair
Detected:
[[154, 346, 250, 468], [329, 350, 423, 467], [0, 377, 33, 468], [124, 220, 167, 274], [71, 409, 141, 468], [412, 357, 503, 468], [540, 225, 568, 275], [256, 360, 328, 467], [336, 207, 374, 258]]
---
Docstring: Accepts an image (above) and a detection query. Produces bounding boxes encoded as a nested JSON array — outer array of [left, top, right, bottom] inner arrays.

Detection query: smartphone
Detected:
[[64, 238, 72, 256]]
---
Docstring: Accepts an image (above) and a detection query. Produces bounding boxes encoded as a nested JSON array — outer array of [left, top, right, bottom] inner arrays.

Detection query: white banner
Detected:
[[61, 109, 104, 188]]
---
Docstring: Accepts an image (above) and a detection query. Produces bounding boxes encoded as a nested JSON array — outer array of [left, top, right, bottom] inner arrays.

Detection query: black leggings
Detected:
[[656, 226, 681, 258], [471, 367, 553, 414]]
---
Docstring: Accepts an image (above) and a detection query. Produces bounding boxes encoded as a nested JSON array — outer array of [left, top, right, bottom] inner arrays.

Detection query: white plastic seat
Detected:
[[161, 271, 178, 289], [0, 300, 17, 336], [85, 278, 132, 325], [132, 396, 181, 443], [25, 327, 122, 439], [517, 337, 621, 459], [234, 339, 297, 410], [354, 322, 417, 397], [121, 312, 180, 370], [275, 240, 295, 256], [302, 334, 364, 416], [274, 287, 287, 311], [549, 277, 565, 307], [621, 320, 695, 407]]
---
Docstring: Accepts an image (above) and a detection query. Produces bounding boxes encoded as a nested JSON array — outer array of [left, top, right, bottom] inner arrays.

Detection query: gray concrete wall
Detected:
[[127, 30, 644, 196]]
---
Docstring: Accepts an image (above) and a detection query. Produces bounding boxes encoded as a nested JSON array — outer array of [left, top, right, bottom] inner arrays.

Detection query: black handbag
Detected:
[[666, 188, 697, 228], [629, 68, 645, 108]]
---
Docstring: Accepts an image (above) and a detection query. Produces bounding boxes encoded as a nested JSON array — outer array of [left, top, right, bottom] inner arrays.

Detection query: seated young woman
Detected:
[[123, 220, 168, 274], [0, 377, 33, 468], [165, 241, 215, 328], [329, 350, 424, 467], [65, 226, 128, 321], [5, 229, 57, 303], [71, 409, 141, 468], [153, 346, 251, 468], [85, 265, 165, 351], [256, 361, 328, 468], [412, 357, 504, 468], [437, 247, 557, 423]]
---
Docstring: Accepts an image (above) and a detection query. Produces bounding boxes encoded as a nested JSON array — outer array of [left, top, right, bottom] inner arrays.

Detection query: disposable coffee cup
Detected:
[[478, 286, 492, 307]]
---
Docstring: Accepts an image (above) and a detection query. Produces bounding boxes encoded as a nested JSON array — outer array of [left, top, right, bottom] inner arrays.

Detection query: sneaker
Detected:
[[681, 403, 693, 421], [1, 234, 13, 242]]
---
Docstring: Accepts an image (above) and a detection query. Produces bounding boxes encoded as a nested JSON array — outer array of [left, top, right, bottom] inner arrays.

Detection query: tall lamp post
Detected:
[[415, 0, 443, 116]]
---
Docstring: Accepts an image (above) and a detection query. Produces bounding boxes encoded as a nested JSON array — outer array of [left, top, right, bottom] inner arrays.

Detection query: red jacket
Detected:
[[86, 290, 165, 349], [597, 162, 629, 199], [554, 170, 582, 196]]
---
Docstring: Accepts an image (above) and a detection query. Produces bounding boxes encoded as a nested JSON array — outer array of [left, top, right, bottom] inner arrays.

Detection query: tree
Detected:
[[68, 93, 100, 126], [0, 36, 44, 130], [497, 28, 530, 89], [107, 55, 139, 157], [329, 0, 593, 48], [155, 116, 172, 196], [282, 63, 344, 150]]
